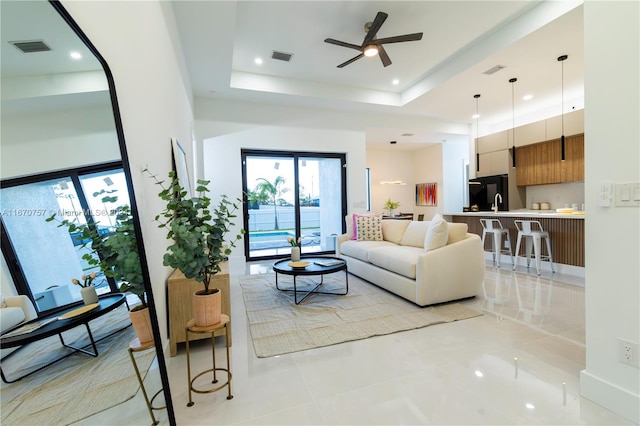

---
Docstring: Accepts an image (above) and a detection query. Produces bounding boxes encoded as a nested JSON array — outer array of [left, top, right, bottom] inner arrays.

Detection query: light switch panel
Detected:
[[615, 182, 640, 207], [598, 182, 612, 207]]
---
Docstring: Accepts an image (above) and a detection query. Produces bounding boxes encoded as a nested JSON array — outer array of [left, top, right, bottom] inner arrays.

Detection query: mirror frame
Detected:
[[48, 1, 176, 423]]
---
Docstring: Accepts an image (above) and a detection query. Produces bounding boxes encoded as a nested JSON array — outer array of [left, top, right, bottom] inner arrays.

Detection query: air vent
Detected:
[[401, 133, 414, 137], [10, 40, 52, 53], [483, 65, 506, 75], [272, 51, 293, 62]]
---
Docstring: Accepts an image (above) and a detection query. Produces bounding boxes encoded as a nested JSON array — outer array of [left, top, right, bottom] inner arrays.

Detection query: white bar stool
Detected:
[[512, 220, 555, 275], [479, 219, 513, 268]]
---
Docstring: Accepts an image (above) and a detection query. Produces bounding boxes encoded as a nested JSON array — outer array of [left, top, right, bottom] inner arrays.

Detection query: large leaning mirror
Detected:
[[0, 1, 175, 424]]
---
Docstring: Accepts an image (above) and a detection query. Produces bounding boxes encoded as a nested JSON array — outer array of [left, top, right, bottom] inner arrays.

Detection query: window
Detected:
[[1, 162, 129, 314], [242, 150, 347, 260]]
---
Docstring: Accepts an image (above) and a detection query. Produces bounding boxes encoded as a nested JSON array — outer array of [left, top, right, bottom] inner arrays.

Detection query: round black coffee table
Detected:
[[0, 293, 128, 383], [272, 256, 348, 304]]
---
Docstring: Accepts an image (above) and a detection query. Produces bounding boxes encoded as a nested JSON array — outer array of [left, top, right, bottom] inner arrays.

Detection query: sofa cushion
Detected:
[[346, 214, 375, 240], [0, 293, 5, 308], [1, 307, 25, 334], [340, 240, 395, 262], [367, 245, 424, 279], [381, 220, 411, 244], [424, 213, 449, 251], [356, 215, 383, 241], [400, 221, 431, 248], [447, 223, 469, 244]]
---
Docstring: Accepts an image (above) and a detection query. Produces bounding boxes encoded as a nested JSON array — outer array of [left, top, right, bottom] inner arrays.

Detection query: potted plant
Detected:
[[46, 194, 153, 343], [146, 169, 245, 327], [383, 198, 401, 216]]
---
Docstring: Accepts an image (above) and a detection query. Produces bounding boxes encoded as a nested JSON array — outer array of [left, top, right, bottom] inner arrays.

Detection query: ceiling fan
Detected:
[[324, 11, 423, 68]]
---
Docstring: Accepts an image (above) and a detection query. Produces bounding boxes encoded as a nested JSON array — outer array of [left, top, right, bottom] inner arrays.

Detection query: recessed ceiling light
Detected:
[[472, 114, 480, 119], [523, 94, 533, 101], [474, 370, 484, 378], [254, 57, 263, 65], [392, 79, 399, 85], [525, 403, 535, 410], [70, 51, 82, 60]]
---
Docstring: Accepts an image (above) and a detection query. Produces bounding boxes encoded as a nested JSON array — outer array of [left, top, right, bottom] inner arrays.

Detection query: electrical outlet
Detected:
[[618, 338, 639, 367]]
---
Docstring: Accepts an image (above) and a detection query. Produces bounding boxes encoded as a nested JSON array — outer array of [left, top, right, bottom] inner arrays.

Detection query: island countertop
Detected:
[[446, 211, 584, 267], [445, 209, 585, 219]]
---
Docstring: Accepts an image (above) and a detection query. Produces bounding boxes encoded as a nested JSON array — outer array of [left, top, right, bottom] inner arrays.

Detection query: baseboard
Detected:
[[580, 369, 640, 423]]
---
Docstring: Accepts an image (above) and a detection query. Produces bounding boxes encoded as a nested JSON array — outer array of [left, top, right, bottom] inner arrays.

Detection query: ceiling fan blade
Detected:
[[372, 33, 423, 45], [324, 38, 362, 51], [363, 11, 388, 46], [337, 53, 364, 68], [378, 45, 392, 67]]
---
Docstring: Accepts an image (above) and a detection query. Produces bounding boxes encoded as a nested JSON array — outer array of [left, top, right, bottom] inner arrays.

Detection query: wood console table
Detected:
[[167, 263, 231, 357]]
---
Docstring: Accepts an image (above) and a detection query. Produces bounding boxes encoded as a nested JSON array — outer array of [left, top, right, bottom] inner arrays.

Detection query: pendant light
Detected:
[[380, 141, 407, 185], [474, 94, 481, 172], [558, 54, 568, 161], [509, 78, 517, 168]]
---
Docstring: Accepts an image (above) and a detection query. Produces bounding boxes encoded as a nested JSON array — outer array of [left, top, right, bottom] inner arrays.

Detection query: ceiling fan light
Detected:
[[364, 45, 378, 57]]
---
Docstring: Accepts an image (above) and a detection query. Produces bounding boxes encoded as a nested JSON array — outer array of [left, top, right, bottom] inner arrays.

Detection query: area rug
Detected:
[[0, 304, 155, 426], [240, 273, 482, 357]]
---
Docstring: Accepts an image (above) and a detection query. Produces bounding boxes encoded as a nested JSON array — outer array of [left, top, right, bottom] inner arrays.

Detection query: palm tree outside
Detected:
[[254, 176, 288, 230]]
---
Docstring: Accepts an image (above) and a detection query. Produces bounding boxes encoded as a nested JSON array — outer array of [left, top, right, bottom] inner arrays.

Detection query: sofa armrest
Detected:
[[336, 234, 350, 256], [4, 295, 37, 322], [415, 234, 484, 305]]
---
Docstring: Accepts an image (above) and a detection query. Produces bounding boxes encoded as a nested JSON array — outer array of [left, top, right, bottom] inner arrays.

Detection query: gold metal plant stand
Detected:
[[128, 338, 165, 425], [185, 314, 233, 406]]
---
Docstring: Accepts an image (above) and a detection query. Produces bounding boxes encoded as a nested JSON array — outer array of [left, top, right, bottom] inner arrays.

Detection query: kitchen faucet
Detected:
[[494, 193, 502, 213]]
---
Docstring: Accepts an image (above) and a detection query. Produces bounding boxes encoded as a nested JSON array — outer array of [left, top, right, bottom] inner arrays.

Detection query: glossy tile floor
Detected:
[[81, 260, 632, 425]]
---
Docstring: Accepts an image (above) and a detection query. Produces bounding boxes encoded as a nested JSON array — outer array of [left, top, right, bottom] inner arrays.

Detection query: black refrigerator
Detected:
[[469, 175, 510, 211]]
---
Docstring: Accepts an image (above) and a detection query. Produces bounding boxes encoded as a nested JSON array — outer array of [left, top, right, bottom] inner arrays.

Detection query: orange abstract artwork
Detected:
[[416, 183, 437, 206]]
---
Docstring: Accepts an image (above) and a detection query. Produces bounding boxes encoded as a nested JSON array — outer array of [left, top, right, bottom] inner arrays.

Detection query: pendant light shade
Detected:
[[558, 54, 568, 161], [474, 94, 481, 172], [509, 78, 517, 168]]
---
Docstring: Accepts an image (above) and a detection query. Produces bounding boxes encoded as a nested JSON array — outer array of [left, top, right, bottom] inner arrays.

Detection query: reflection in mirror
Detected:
[[1, 1, 174, 424]]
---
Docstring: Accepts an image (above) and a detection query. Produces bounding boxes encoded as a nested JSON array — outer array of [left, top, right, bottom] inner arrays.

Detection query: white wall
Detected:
[[62, 0, 196, 348], [442, 138, 469, 213], [367, 149, 414, 215], [197, 112, 367, 267], [0, 105, 120, 179], [581, 1, 640, 423]]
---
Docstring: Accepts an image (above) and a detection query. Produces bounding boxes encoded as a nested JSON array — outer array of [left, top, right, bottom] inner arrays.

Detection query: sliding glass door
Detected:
[[242, 150, 346, 260], [1, 163, 129, 314]]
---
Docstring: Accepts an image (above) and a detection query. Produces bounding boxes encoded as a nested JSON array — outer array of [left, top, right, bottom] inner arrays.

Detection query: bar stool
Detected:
[[186, 314, 232, 407], [512, 220, 555, 275], [128, 338, 165, 425], [479, 219, 513, 268]]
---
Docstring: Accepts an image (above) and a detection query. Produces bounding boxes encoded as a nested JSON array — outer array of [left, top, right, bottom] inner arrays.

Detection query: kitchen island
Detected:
[[445, 210, 584, 268]]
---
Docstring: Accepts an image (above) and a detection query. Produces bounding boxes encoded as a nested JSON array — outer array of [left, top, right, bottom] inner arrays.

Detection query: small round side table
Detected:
[[185, 314, 233, 406], [128, 338, 165, 425]]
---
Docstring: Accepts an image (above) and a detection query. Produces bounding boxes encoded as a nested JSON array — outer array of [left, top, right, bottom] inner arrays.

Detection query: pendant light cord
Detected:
[[510, 78, 517, 167]]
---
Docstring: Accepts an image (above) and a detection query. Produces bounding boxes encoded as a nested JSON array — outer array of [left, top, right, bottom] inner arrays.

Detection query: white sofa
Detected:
[[1, 295, 38, 358], [337, 214, 485, 306]]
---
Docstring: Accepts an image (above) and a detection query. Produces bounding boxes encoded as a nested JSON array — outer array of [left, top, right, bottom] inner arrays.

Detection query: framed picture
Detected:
[[416, 183, 437, 206], [172, 138, 192, 199]]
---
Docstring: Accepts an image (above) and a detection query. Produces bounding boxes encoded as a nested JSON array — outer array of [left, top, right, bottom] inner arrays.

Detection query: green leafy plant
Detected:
[[383, 198, 401, 211], [146, 169, 245, 294], [46, 195, 147, 310]]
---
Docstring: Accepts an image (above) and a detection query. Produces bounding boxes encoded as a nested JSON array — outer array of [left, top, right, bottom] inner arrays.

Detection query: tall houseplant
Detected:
[[47, 194, 152, 342], [147, 169, 245, 326]]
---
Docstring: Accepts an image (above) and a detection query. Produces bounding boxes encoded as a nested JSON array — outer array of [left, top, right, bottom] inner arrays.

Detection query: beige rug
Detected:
[[240, 273, 482, 357], [0, 304, 155, 426]]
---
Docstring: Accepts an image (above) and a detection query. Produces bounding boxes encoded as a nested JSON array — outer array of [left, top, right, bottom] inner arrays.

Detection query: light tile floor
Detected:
[[80, 261, 632, 425]]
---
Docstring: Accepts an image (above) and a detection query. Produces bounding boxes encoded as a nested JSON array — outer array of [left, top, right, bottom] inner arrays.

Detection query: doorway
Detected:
[[242, 150, 347, 260]]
